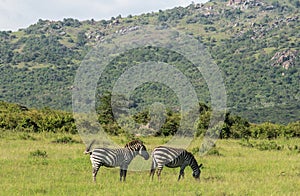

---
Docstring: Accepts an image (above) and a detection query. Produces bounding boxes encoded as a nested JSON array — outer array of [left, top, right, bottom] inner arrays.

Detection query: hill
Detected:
[[0, 0, 299, 124]]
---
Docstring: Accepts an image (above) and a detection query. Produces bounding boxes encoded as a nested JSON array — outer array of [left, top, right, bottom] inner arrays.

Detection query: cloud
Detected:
[[0, 0, 33, 30], [0, 0, 200, 31]]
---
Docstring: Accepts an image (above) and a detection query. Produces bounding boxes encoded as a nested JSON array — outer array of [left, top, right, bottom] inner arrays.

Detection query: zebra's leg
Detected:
[[93, 166, 100, 182], [123, 169, 127, 182], [156, 166, 163, 181], [178, 165, 187, 181], [120, 169, 124, 182], [150, 160, 156, 180], [120, 165, 128, 182]]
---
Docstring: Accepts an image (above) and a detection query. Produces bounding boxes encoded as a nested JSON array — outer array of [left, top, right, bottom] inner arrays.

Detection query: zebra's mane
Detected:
[[84, 140, 96, 154], [187, 152, 199, 167], [124, 140, 143, 148]]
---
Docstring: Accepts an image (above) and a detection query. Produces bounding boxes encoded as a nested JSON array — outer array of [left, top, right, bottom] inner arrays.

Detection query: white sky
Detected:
[[0, 0, 208, 31]]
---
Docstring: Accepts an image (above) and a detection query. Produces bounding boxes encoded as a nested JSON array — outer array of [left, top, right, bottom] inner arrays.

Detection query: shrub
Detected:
[[285, 121, 300, 137], [30, 150, 47, 158], [19, 133, 36, 140], [239, 139, 284, 151], [255, 141, 283, 151], [191, 147, 200, 155], [250, 123, 284, 139], [52, 136, 79, 144], [206, 148, 222, 156]]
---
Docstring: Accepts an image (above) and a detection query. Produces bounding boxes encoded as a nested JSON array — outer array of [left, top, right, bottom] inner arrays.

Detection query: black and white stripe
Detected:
[[150, 146, 203, 181], [85, 140, 149, 182]]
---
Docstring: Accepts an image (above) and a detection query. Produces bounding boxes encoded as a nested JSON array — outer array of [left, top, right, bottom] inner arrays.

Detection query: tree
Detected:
[[76, 31, 87, 47]]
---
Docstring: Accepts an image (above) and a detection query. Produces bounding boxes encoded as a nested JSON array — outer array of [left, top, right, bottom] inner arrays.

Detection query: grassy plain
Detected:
[[0, 131, 299, 195]]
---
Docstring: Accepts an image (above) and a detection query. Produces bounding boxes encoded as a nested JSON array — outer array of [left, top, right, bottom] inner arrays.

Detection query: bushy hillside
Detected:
[[0, 0, 299, 124]]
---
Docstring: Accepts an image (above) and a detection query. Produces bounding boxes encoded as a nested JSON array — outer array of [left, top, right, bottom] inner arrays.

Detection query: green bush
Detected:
[[52, 136, 79, 144], [285, 121, 300, 138], [250, 122, 284, 139], [206, 147, 222, 156], [239, 139, 284, 151], [0, 102, 77, 134], [158, 111, 180, 136], [30, 150, 47, 158], [19, 133, 36, 140]]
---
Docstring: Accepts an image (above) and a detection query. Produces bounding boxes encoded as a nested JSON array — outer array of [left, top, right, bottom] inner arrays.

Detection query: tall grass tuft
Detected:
[[29, 149, 48, 158]]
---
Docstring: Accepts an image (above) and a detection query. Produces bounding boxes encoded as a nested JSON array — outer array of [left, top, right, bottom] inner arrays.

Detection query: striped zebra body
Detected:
[[150, 146, 203, 181], [85, 140, 149, 182]]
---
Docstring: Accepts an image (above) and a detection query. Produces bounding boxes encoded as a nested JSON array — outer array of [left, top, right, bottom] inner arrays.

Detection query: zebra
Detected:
[[84, 140, 150, 182], [150, 146, 203, 181]]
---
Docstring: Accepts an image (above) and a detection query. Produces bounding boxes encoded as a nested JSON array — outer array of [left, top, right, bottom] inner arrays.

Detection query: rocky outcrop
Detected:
[[271, 50, 298, 69]]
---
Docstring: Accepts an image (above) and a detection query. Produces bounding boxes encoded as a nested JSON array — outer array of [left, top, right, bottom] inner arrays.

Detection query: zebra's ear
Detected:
[[199, 163, 203, 168]]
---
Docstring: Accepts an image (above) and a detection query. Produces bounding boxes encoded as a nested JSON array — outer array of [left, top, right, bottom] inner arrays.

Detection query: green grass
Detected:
[[1, 131, 299, 195]]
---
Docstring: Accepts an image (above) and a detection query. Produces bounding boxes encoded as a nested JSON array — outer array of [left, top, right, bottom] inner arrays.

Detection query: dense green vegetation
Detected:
[[1, 101, 299, 139], [0, 65, 76, 109], [0, 0, 299, 124], [0, 101, 76, 134]]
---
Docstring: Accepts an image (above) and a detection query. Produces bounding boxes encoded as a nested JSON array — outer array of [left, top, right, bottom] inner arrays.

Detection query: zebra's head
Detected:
[[192, 163, 203, 180], [125, 140, 150, 160]]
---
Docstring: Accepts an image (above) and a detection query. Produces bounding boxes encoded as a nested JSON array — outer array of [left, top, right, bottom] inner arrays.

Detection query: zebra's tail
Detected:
[[84, 140, 96, 155]]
